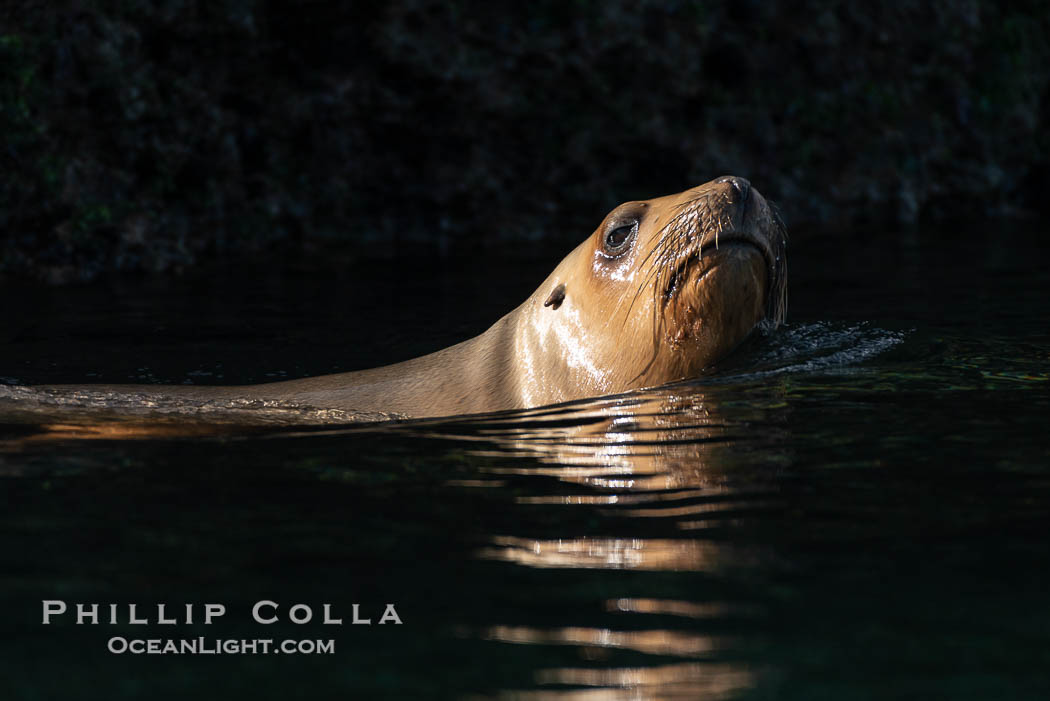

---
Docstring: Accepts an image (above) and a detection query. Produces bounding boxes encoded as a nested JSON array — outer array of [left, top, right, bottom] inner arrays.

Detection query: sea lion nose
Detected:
[[714, 175, 751, 204]]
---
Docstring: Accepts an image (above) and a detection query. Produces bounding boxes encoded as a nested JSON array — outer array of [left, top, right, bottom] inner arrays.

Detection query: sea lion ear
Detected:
[[543, 283, 566, 310]]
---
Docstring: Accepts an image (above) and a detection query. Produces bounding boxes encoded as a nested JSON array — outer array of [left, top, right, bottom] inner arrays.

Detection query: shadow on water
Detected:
[[1, 224, 1049, 699]]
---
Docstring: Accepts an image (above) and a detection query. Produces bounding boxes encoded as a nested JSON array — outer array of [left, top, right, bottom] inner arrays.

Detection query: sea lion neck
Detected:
[[256, 313, 525, 417]]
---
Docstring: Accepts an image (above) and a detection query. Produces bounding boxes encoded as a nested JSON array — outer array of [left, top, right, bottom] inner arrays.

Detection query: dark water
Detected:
[[1, 224, 1048, 699]]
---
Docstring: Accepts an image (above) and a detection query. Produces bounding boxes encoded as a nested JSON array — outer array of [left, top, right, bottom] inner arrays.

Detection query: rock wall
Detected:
[[2, 0, 1048, 282]]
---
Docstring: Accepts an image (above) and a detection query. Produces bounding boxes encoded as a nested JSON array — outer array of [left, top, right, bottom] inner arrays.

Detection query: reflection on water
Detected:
[[0, 383, 399, 426], [427, 389, 772, 698], [484, 624, 723, 659], [524, 664, 752, 701], [480, 535, 725, 571], [479, 663, 753, 701]]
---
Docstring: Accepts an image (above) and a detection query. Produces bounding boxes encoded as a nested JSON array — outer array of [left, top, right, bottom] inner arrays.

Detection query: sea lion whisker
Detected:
[[625, 215, 691, 319], [669, 192, 710, 214]]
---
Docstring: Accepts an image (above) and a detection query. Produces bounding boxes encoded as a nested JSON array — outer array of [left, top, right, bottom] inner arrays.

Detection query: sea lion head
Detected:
[[523, 176, 787, 405]]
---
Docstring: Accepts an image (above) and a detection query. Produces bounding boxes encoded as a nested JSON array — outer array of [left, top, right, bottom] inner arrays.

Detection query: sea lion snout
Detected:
[[712, 175, 751, 205], [695, 175, 757, 232]]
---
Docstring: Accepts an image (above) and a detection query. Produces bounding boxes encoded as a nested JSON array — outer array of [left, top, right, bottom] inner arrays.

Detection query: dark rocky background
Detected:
[[2, 0, 1048, 283]]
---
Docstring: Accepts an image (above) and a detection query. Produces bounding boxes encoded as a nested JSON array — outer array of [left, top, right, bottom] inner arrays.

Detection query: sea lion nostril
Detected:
[[715, 175, 751, 204]]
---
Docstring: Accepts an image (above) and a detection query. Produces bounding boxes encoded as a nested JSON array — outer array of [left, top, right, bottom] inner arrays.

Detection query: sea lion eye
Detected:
[[603, 221, 637, 256]]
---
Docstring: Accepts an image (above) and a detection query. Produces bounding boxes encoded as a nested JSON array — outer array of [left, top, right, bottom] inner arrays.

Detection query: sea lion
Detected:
[[24, 176, 787, 420]]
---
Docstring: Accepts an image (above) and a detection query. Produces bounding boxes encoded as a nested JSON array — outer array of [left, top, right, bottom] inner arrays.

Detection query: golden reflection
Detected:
[[430, 384, 743, 494], [0, 384, 388, 447], [477, 661, 753, 700], [442, 384, 778, 572], [449, 385, 770, 699], [531, 662, 753, 700], [480, 622, 755, 700], [606, 598, 762, 619], [0, 418, 250, 447], [478, 535, 723, 571], [517, 489, 709, 505], [484, 624, 722, 658]]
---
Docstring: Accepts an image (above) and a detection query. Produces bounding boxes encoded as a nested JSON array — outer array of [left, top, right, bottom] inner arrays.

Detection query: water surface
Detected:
[[1, 224, 1048, 699]]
